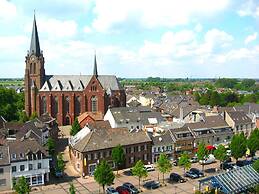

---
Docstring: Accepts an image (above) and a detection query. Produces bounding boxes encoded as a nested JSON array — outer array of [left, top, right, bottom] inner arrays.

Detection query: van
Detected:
[[199, 154, 215, 165]]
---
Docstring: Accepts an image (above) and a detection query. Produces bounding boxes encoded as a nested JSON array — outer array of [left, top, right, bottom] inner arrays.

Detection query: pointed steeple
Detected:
[[29, 12, 41, 56], [93, 52, 98, 77]]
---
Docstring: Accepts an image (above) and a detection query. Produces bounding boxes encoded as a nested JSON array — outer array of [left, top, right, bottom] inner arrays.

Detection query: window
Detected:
[[153, 147, 156, 152], [131, 147, 134, 153], [0, 152, 3, 159], [38, 163, 41, 169], [20, 153, 24, 158], [77, 153, 80, 159], [100, 152, 103, 159], [91, 85, 97, 91], [12, 153, 16, 159], [130, 156, 134, 164], [52, 96, 58, 118], [75, 96, 81, 117], [138, 146, 141, 152], [216, 137, 220, 142], [91, 96, 98, 112], [12, 166, 16, 172], [29, 164, 33, 170], [41, 96, 47, 114], [144, 154, 147, 160], [20, 165, 25, 171], [144, 144, 147, 150], [88, 154, 91, 161], [94, 153, 98, 160], [106, 151, 110, 157], [0, 168, 3, 174], [158, 147, 161, 152], [0, 179, 6, 186], [37, 176, 42, 184], [64, 96, 70, 114], [77, 163, 80, 169]]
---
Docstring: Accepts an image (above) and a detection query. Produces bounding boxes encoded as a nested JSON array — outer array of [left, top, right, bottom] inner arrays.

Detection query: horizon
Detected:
[[0, 0, 259, 78]]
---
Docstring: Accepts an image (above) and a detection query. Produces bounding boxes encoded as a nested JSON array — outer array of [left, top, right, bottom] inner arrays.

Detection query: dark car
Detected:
[[106, 187, 119, 194], [143, 180, 160, 189], [123, 169, 133, 176], [236, 160, 252, 167], [122, 183, 139, 194], [169, 173, 186, 183], [184, 171, 199, 179], [116, 186, 130, 194], [185, 168, 204, 178], [220, 162, 234, 171]]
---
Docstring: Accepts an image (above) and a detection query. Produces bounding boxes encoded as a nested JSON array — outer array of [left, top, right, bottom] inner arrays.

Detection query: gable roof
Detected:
[[149, 130, 174, 146], [39, 75, 123, 92], [226, 111, 252, 125], [78, 112, 103, 124], [72, 127, 152, 152]]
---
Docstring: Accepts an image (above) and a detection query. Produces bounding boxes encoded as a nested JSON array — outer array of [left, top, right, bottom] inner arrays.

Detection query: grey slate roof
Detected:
[[0, 145, 10, 166], [29, 14, 41, 56], [149, 130, 174, 146], [72, 127, 152, 152], [110, 106, 164, 125], [40, 75, 123, 92], [226, 111, 253, 125]]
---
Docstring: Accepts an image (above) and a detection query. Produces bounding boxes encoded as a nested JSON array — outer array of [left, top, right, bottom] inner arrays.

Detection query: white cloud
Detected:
[[194, 23, 203, 32], [245, 32, 257, 44], [83, 26, 93, 33], [238, 0, 259, 18], [0, 0, 17, 21], [92, 0, 230, 32]]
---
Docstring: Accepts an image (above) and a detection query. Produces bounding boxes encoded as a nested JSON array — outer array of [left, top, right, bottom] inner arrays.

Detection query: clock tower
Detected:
[[24, 13, 45, 116]]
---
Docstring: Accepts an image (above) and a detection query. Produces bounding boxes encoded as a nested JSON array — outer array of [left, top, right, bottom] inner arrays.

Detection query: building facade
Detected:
[[24, 15, 126, 125]]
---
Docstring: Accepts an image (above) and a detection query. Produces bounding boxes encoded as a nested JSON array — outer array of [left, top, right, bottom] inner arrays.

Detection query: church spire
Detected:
[[29, 11, 41, 56], [93, 52, 98, 77]]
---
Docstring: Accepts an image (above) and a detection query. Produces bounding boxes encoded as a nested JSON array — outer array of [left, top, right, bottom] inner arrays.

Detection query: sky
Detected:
[[0, 0, 259, 78]]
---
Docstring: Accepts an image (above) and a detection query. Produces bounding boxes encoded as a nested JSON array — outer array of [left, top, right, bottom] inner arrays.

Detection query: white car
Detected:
[[144, 164, 155, 172], [199, 154, 215, 165]]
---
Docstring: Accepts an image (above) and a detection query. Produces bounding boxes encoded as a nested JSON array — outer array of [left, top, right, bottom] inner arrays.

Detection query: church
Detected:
[[24, 15, 126, 125]]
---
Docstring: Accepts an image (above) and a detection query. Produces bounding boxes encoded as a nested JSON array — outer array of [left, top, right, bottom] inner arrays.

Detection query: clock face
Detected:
[[31, 56, 36, 61]]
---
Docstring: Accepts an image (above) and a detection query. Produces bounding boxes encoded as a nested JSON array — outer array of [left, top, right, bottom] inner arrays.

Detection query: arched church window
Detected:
[[41, 96, 47, 115], [91, 96, 98, 112], [75, 96, 81, 117], [52, 96, 58, 118], [64, 96, 70, 114], [33, 63, 36, 74]]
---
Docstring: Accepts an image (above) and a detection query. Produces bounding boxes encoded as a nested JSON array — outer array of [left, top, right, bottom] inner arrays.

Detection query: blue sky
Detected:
[[0, 0, 259, 78]]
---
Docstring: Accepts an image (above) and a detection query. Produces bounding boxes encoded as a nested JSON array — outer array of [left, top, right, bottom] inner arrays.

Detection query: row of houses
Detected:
[[68, 105, 255, 177], [0, 114, 58, 191]]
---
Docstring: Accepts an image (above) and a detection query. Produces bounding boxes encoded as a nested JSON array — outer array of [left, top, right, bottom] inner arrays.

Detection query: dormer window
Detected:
[[0, 153, 3, 159], [12, 153, 16, 159]]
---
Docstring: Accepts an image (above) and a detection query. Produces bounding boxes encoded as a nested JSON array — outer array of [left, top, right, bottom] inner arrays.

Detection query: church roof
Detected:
[[29, 14, 41, 56], [39, 75, 123, 92]]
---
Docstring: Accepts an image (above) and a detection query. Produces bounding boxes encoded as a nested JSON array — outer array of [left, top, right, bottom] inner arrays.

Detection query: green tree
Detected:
[[19, 111, 29, 123], [111, 144, 125, 175], [213, 144, 227, 169], [29, 112, 38, 120], [132, 160, 147, 189], [252, 160, 259, 173], [69, 182, 76, 194], [70, 118, 81, 136], [247, 128, 259, 157], [14, 176, 30, 194], [56, 153, 65, 173], [209, 91, 220, 106], [157, 153, 172, 184], [240, 79, 255, 90], [178, 152, 191, 174], [197, 142, 208, 171], [230, 133, 247, 162], [215, 78, 238, 88], [94, 160, 115, 194], [47, 137, 55, 156]]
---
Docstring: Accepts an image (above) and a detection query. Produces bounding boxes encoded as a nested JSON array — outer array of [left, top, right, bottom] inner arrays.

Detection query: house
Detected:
[[187, 115, 233, 148], [69, 126, 152, 176], [0, 144, 11, 191], [225, 111, 255, 136], [104, 106, 164, 131], [77, 112, 103, 128], [149, 130, 174, 163], [8, 139, 50, 187], [170, 126, 195, 159]]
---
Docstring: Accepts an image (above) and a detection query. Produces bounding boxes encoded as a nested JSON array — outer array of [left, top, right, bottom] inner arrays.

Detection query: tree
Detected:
[[230, 133, 247, 162], [213, 144, 227, 169], [209, 91, 220, 106], [56, 153, 65, 173], [29, 112, 38, 120], [14, 176, 30, 194], [70, 118, 81, 136], [111, 144, 125, 175], [69, 182, 76, 194], [197, 142, 208, 171], [247, 128, 259, 157], [94, 160, 115, 194], [47, 137, 55, 156], [19, 111, 29, 123], [252, 160, 259, 173], [178, 152, 191, 174], [132, 160, 148, 189], [157, 153, 172, 184]]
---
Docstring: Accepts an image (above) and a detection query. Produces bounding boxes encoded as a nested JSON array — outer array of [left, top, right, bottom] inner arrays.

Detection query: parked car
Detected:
[[169, 173, 186, 183], [144, 164, 155, 172], [143, 180, 160, 189], [220, 162, 234, 171], [185, 168, 204, 178], [106, 187, 119, 194], [116, 186, 130, 194], [236, 160, 253, 167], [190, 156, 198, 163], [123, 169, 133, 176], [199, 154, 215, 165], [122, 183, 139, 194]]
